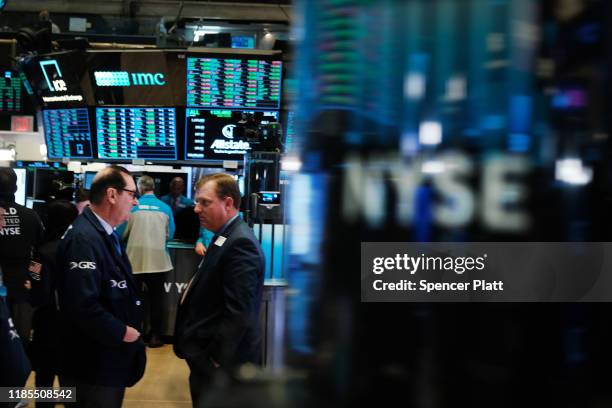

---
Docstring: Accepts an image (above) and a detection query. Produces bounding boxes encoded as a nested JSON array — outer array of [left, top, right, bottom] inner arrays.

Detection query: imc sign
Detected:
[[94, 71, 166, 87]]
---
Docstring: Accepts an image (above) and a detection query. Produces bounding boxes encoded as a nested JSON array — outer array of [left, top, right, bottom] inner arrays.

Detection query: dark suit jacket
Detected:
[[56, 207, 146, 387], [174, 216, 265, 372]]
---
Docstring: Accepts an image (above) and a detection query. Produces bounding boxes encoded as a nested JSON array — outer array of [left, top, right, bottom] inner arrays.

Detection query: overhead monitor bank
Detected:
[[23, 49, 285, 164]]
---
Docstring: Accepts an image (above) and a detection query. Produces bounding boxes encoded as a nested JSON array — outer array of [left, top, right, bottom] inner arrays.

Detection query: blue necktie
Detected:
[[110, 231, 122, 256]]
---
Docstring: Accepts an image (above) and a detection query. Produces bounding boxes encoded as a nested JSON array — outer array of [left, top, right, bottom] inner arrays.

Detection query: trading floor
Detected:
[[25, 346, 191, 407]]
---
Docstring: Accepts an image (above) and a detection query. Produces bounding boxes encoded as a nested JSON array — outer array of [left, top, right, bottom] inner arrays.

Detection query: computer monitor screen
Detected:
[[0, 70, 22, 113], [96, 107, 177, 161], [232, 36, 256, 49], [33, 168, 74, 201], [184, 108, 279, 161], [186, 56, 282, 109], [13, 161, 67, 198], [83, 171, 96, 190], [13, 168, 26, 206], [283, 110, 295, 151], [18, 51, 90, 108], [88, 51, 185, 106], [43, 108, 94, 159]]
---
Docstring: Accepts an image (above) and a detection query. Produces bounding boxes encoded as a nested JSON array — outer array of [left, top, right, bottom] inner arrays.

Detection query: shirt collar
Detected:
[[217, 213, 239, 236], [90, 208, 114, 236]]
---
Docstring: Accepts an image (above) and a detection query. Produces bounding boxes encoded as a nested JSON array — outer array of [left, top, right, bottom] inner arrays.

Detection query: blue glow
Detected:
[[508, 133, 531, 153], [232, 36, 255, 49], [552, 89, 587, 109], [95, 71, 130, 86], [578, 23, 599, 44], [481, 115, 506, 130], [39, 60, 62, 92], [510, 95, 531, 133]]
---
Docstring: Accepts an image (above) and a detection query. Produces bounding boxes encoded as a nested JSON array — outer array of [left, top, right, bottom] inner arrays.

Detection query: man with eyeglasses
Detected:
[[56, 166, 146, 407]]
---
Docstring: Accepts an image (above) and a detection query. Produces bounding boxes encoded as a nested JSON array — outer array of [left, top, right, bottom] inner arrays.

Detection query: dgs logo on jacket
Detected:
[[110, 280, 127, 289], [69, 261, 96, 270]]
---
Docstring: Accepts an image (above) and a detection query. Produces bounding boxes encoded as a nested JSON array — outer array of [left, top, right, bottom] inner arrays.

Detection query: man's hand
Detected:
[[123, 325, 140, 343], [23, 280, 31, 290], [195, 242, 207, 256]]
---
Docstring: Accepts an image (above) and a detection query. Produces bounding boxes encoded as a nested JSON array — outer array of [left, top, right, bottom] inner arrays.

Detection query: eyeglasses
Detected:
[[118, 187, 138, 198]]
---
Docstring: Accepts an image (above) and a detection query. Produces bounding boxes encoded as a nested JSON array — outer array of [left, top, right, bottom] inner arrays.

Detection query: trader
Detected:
[[161, 176, 193, 214], [174, 173, 265, 406], [0, 167, 44, 342], [56, 166, 146, 407], [118, 175, 175, 348]]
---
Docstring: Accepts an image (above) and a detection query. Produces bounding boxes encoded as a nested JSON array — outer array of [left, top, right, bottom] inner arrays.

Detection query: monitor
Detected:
[[283, 110, 295, 151], [0, 70, 22, 113], [43, 108, 94, 159], [186, 56, 282, 109], [184, 108, 279, 161], [96, 107, 177, 161], [32, 168, 74, 201], [13, 161, 67, 198], [13, 168, 26, 206], [232, 36, 256, 49], [88, 51, 184, 106], [18, 51, 91, 108], [83, 171, 96, 190]]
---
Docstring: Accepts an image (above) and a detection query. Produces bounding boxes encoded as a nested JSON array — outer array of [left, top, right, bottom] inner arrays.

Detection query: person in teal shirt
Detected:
[[195, 227, 214, 256], [116, 175, 175, 348]]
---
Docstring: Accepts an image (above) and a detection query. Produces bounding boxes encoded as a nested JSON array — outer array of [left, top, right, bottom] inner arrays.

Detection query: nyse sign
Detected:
[[342, 152, 531, 233]]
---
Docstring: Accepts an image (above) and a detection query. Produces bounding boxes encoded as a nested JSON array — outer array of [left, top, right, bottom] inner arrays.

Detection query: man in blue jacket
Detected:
[[174, 173, 265, 406], [56, 166, 146, 407]]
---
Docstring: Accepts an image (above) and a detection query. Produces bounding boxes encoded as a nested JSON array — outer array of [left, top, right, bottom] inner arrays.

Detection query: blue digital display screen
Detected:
[[186, 57, 282, 109], [96, 107, 177, 161], [184, 108, 279, 161], [232, 36, 256, 49], [43, 108, 93, 159]]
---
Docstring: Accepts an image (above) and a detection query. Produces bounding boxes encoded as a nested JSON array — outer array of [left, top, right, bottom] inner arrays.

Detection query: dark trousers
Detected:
[[60, 376, 125, 408], [189, 369, 213, 408], [7, 299, 33, 344], [187, 358, 227, 408], [35, 369, 58, 408], [135, 272, 167, 337]]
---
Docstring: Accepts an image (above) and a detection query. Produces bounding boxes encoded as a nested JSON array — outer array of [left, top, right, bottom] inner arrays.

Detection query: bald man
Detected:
[[56, 166, 146, 407]]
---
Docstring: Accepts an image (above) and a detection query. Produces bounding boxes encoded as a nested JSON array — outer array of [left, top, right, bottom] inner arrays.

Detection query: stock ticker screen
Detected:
[[96, 107, 177, 160], [0, 70, 22, 112], [43, 108, 93, 159], [184, 108, 279, 161], [186, 57, 282, 109]]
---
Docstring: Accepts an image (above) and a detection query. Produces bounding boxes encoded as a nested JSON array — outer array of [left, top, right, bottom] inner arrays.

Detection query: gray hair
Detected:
[[138, 175, 155, 193]]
